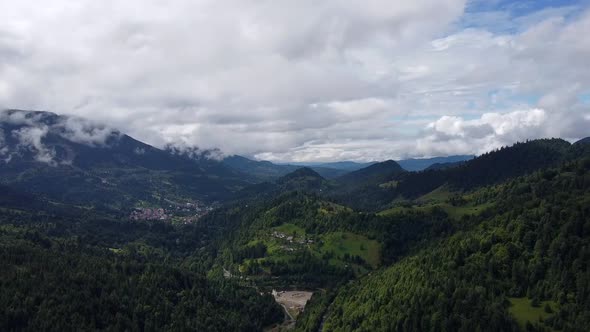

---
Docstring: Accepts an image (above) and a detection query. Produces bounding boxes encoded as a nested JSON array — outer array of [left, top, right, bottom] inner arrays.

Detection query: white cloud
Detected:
[[12, 126, 56, 164], [416, 108, 589, 156], [428, 109, 546, 138], [0, 110, 119, 164], [0, 1, 588, 161], [0, 128, 7, 156], [56, 116, 118, 146]]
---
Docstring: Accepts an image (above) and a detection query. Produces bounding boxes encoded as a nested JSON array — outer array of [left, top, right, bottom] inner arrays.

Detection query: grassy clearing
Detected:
[[440, 202, 494, 220], [377, 185, 494, 220], [274, 223, 306, 237], [379, 180, 398, 189], [239, 223, 381, 278], [318, 202, 352, 215], [317, 232, 381, 269], [417, 185, 454, 203], [377, 205, 431, 216], [508, 297, 558, 329]]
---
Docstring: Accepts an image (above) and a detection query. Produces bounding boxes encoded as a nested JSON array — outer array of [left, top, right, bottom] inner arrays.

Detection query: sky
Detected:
[[0, 0, 589, 162]]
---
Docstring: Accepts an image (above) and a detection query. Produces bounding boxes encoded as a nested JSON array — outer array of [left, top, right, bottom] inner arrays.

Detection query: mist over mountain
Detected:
[[2, 0, 590, 330], [0, 110, 249, 208], [2, 109, 590, 331]]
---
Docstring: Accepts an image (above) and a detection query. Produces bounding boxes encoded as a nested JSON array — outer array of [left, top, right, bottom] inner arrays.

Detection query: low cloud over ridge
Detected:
[[0, 1, 589, 161]]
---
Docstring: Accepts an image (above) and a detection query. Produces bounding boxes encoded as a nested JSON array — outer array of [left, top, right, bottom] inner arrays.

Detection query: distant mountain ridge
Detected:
[[222, 155, 348, 180], [394, 138, 575, 198], [336, 160, 404, 187], [283, 157, 476, 172], [0, 109, 249, 208], [397, 155, 474, 171], [282, 161, 377, 172], [424, 160, 467, 171]]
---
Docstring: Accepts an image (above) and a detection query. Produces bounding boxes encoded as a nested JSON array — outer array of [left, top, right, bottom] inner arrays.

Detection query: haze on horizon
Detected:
[[0, 0, 589, 162]]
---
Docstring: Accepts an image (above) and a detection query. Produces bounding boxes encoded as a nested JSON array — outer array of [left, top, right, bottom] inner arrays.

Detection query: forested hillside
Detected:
[[0, 208, 283, 331], [2, 119, 590, 332], [313, 158, 590, 331], [331, 139, 585, 211]]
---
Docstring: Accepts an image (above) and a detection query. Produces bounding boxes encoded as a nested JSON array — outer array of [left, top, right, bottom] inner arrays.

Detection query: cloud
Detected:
[[166, 143, 225, 161], [55, 116, 118, 146], [0, 1, 588, 161], [427, 109, 546, 139], [1, 109, 119, 164], [416, 108, 590, 156], [12, 125, 56, 164], [0, 128, 8, 157]]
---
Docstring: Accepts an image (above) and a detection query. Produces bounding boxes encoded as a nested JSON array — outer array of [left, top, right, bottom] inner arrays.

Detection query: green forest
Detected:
[[1, 136, 590, 331]]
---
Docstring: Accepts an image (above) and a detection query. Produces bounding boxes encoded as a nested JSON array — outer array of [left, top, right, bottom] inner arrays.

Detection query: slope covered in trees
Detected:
[[2, 131, 590, 331], [394, 139, 572, 198], [314, 158, 590, 331], [0, 207, 283, 331], [331, 139, 583, 211]]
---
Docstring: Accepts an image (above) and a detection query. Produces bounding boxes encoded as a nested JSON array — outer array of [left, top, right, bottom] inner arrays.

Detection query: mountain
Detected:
[[285, 161, 377, 172], [393, 138, 573, 199], [336, 160, 405, 187], [0, 109, 248, 209], [277, 167, 330, 192], [4, 110, 590, 331], [397, 155, 474, 171], [222, 155, 348, 180], [233, 167, 331, 202], [308, 166, 349, 179], [424, 160, 467, 171], [574, 137, 590, 145], [328, 139, 581, 211], [314, 158, 590, 332], [222, 155, 299, 180]]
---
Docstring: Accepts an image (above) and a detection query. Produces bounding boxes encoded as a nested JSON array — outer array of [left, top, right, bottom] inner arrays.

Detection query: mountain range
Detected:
[[2, 109, 590, 331], [0, 110, 479, 208]]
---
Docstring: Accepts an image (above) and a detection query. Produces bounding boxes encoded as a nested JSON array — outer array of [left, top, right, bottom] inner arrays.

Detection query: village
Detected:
[[270, 230, 315, 252], [129, 199, 216, 223]]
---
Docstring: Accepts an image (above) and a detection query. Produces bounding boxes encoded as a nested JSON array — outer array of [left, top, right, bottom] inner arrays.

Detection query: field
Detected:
[[417, 185, 454, 203], [378, 185, 493, 220], [274, 223, 306, 236], [317, 201, 352, 215], [508, 297, 558, 329], [316, 232, 381, 269], [239, 225, 381, 276]]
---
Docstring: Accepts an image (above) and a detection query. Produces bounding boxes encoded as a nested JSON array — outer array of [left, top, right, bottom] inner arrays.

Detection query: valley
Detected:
[[1, 110, 590, 331]]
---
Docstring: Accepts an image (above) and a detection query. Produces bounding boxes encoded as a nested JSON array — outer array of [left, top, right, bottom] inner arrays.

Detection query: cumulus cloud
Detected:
[[427, 109, 546, 139], [416, 108, 589, 156], [0, 1, 588, 161]]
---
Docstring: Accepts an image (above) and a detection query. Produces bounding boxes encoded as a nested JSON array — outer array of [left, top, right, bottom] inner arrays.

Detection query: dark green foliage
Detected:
[[398, 155, 474, 171], [0, 211, 283, 331], [2, 113, 590, 331], [331, 139, 583, 211], [336, 160, 404, 187], [277, 167, 330, 192], [395, 139, 572, 198], [293, 289, 338, 332], [319, 159, 590, 331]]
